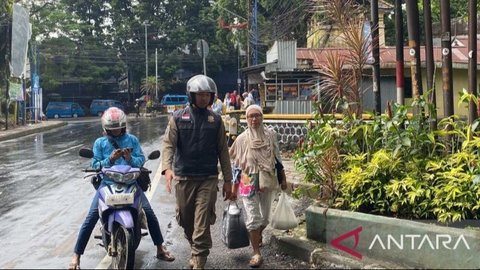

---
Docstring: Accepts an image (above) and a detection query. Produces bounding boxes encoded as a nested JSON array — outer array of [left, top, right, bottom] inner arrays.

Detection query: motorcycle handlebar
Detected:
[[140, 167, 152, 174], [83, 168, 151, 173], [84, 169, 101, 173]]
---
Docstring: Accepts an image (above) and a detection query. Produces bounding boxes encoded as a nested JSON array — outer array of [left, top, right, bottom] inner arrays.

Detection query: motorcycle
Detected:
[[79, 148, 160, 269]]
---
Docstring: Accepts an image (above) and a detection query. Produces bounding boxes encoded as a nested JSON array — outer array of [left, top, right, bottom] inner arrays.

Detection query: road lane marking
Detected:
[[54, 144, 83, 155]]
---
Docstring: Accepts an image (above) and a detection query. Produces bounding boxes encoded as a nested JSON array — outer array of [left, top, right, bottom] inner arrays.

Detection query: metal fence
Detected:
[[272, 100, 314, 114]]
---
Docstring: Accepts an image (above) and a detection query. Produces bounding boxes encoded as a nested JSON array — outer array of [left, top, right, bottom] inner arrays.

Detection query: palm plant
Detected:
[[140, 76, 165, 99]]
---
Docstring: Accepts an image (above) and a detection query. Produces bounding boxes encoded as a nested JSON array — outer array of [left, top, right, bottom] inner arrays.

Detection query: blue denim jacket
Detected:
[[91, 133, 145, 185]]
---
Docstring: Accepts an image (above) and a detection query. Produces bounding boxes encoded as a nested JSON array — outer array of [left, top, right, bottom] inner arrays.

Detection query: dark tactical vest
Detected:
[[173, 106, 221, 177]]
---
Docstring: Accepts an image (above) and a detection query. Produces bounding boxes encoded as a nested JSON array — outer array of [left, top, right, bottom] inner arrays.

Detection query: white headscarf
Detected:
[[230, 105, 276, 174]]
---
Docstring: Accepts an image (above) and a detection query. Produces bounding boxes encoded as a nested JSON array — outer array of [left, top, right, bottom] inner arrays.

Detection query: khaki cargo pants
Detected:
[[175, 177, 218, 257]]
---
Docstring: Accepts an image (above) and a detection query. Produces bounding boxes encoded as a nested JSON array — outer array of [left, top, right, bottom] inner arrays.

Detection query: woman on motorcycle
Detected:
[[69, 107, 174, 270]]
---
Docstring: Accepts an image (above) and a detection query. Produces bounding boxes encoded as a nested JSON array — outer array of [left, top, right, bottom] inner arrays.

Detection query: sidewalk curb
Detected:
[[271, 223, 410, 269], [0, 121, 67, 142]]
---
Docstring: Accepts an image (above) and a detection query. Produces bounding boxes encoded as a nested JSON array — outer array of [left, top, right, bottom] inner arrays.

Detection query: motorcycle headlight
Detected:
[[105, 171, 124, 182], [123, 172, 140, 182], [104, 170, 140, 184]]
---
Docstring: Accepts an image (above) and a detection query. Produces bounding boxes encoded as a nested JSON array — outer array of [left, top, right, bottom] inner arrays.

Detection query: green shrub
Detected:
[[294, 94, 480, 224]]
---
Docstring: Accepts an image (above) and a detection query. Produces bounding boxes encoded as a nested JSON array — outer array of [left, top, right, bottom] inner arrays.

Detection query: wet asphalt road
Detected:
[[0, 115, 315, 269], [0, 116, 169, 269]]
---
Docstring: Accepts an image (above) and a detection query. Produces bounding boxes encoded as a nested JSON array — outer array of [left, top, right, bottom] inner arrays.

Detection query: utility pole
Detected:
[[468, 0, 478, 123], [237, 42, 241, 92], [155, 48, 158, 102], [36, 44, 41, 122], [440, 0, 453, 118], [247, 1, 250, 67], [144, 20, 149, 95], [30, 41, 34, 122], [202, 43, 207, 75], [371, 0, 381, 115], [252, 0, 258, 66], [5, 20, 11, 130], [424, 0, 437, 130], [405, 0, 423, 104], [395, 0, 404, 106]]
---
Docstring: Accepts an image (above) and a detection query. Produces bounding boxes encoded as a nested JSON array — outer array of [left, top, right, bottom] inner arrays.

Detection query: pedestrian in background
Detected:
[[230, 90, 237, 110], [161, 74, 233, 269], [211, 94, 223, 115], [242, 92, 254, 110], [229, 104, 287, 268], [235, 91, 242, 110], [251, 88, 260, 105], [135, 99, 141, 118], [224, 92, 231, 110]]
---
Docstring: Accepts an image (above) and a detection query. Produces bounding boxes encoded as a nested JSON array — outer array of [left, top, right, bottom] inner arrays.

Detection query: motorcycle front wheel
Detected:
[[111, 224, 135, 269]]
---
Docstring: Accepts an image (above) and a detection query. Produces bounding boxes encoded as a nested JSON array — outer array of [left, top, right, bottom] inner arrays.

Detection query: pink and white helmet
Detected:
[[101, 107, 127, 131]]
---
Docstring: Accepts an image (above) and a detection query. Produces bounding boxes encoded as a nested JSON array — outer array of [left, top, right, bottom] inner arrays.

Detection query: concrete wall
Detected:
[[238, 119, 308, 151]]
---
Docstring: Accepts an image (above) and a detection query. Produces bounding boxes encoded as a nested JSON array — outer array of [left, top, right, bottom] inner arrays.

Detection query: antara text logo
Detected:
[[330, 226, 471, 260]]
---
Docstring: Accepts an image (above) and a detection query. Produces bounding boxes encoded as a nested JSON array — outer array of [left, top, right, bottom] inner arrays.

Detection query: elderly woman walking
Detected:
[[229, 104, 287, 268]]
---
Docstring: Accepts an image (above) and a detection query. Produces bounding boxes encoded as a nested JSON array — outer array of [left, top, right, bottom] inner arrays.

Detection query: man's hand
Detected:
[[109, 149, 123, 164], [229, 183, 239, 201], [164, 169, 175, 193], [223, 182, 232, 201], [280, 169, 287, 190], [281, 180, 287, 191]]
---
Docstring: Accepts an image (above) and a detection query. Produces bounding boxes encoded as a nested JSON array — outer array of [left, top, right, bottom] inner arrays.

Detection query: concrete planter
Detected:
[[306, 205, 480, 269]]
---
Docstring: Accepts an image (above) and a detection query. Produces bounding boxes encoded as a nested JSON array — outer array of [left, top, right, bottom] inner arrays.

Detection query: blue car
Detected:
[[45, 102, 86, 119], [89, 99, 124, 116], [160, 95, 189, 113]]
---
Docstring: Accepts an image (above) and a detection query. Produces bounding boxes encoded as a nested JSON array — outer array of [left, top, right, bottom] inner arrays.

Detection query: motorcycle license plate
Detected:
[[106, 193, 134, 206]]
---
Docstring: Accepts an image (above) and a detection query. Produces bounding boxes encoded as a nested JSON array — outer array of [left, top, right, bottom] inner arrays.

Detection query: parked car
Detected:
[[160, 95, 189, 113], [45, 102, 86, 119], [89, 99, 124, 116]]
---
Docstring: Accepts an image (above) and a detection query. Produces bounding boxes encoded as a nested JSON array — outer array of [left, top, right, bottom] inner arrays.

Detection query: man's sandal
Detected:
[[156, 250, 175, 262], [68, 262, 80, 270], [249, 254, 263, 268]]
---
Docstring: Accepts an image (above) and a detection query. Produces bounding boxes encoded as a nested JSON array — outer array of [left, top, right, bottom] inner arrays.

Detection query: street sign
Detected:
[[197, 39, 209, 75], [196, 39, 209, 58]]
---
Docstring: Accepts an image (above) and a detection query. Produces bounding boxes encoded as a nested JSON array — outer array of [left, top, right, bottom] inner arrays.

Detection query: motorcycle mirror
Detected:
[[79, 148, 94, 158], [147, 150, 160, 160]]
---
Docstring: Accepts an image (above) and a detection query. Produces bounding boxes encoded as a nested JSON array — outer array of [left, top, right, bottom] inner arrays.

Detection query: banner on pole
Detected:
[[11, 4, 31, 78], [9, 80, 24, 101]]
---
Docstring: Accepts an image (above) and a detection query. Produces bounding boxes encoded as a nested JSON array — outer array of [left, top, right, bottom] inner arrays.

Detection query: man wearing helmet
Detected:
[[69, 107, 174, 270], [162, 75, 233, 269]]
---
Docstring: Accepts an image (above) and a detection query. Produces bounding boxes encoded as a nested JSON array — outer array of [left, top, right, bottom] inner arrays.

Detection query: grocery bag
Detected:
[[270, 192, 298, 230], [222, 202, 250, 249]]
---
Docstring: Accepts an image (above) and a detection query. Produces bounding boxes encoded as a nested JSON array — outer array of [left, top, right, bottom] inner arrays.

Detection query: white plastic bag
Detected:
[[270, 192, 298, 230]]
